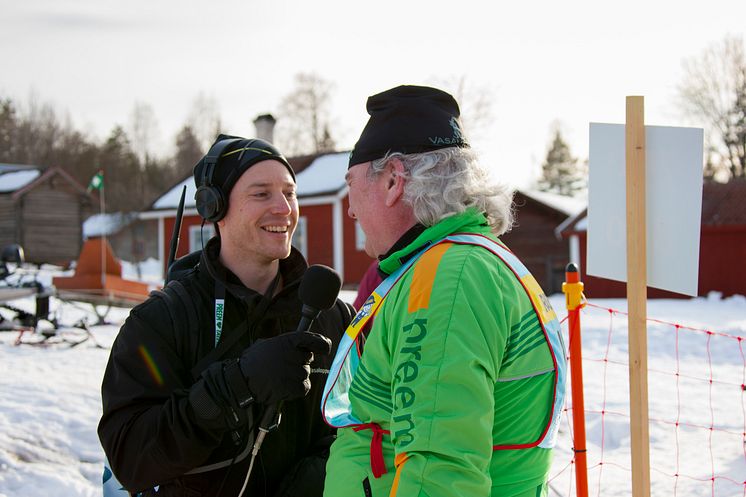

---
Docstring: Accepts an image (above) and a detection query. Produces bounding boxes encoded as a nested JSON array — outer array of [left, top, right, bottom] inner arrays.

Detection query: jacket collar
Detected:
[[378, 208, 492, 275], [200, 237, 307, 302]]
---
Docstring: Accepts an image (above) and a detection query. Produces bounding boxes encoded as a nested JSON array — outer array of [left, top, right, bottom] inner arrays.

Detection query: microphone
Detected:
[[254, 265, 342, 443], [296, 264, 342, 332], [241, 265, 343, 495]]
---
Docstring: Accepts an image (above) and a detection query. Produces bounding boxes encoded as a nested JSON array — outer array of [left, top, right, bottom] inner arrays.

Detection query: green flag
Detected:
[[87, 170, 104, 192]]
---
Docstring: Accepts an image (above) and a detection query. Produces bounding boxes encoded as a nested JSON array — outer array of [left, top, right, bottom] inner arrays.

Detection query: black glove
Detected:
[[189, 359, 255, 432], [240, 331, 332, 405]]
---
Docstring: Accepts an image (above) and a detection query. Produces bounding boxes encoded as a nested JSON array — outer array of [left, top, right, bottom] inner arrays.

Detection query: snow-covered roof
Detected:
[[150, 152, 350, 211], [83, 212, 138, 238], [519, 188, 586, 217], [296, 152, 348, 197], [152, 179, 195, 210], [0, 164, 42, 193]]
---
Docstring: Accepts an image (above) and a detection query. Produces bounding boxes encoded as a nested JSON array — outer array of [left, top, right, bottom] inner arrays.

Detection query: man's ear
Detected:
[[384, 158, 407, 207]]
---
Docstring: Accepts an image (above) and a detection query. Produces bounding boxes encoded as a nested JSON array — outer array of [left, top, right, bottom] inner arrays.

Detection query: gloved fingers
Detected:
[[292, 331, 332, 356], [277, 375, 311, 402], [281, 362, 311, 383]]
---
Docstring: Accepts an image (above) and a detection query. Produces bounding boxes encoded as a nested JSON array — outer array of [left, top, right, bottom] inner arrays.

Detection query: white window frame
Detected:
[[293, 216, 308, 257], [189, 224, 216, 253], [355, 221, 366, 251]]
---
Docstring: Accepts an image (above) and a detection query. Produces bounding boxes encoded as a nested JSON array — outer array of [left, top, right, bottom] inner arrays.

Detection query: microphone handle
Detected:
[[261, 313, 318, 431], [296, 305, 320, 333], [296, 315, 312, 333]]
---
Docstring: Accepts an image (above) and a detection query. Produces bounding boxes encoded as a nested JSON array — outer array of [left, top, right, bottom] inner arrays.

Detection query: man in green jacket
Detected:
[[322, 85, 567, 497]]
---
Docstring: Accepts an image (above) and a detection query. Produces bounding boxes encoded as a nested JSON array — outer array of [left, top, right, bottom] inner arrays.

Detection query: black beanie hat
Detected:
[[193, 134, 295, 197], [348, 85, 469, 168]]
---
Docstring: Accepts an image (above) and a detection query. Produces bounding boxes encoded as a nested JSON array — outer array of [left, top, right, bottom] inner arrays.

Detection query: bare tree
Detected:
[[678, 35, 746, 180], [127, 101, 160, 164], [0, 93, 101, 184], [187, 92, 223, 151], [276, 73, 336, 156], [430, 75, 495, 142], [13, 93, 63, 167]]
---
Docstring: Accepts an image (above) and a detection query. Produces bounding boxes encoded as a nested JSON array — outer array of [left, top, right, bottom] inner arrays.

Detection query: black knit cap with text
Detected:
[[348, 85, 469, 168], [193, 134, 295, 197]]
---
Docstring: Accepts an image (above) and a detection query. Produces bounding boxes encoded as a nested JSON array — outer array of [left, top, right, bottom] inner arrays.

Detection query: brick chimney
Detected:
[[253, 114, 276, 143]]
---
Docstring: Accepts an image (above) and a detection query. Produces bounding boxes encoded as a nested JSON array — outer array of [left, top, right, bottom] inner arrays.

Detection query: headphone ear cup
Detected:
[[195, 185, 226, 223], [194, 137, 243, 223]]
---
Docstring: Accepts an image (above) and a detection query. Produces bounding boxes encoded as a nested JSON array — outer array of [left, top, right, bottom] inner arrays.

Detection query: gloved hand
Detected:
[[189, 359, 256, 432], [240, 331, 332, 405]]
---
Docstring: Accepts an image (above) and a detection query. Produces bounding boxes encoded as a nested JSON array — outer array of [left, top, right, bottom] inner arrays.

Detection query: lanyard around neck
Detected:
[[213, 267, 281, 348]]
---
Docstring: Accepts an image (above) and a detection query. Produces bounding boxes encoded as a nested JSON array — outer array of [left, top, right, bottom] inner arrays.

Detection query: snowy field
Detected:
[[0, 263, 744, 497]]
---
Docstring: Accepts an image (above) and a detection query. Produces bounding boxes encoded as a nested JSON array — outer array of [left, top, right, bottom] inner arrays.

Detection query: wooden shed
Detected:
[[83, 212, 159, 265], [501, 189, 584, 294], [0, 164, 95, 265]]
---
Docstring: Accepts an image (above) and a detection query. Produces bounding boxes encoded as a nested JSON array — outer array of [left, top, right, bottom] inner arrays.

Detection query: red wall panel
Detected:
[[301, 204, 334, 268], [342, 196, 376, 285], [572, 228, 746, 298]]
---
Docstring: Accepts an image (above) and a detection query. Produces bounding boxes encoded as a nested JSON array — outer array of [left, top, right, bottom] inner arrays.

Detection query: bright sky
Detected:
[[2, 0, 744, 188]]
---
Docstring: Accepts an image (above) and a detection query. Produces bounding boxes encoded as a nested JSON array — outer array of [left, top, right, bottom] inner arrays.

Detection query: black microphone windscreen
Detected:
[[299, 264, 342, 311]]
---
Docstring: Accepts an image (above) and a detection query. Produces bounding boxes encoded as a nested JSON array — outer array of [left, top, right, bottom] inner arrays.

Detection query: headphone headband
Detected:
[[200, 138, 243, 189], [194, 136, 294, 223]]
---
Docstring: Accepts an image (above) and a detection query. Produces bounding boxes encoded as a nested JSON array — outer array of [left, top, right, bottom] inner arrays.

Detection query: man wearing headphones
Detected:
[[99, 135, 353, 496]]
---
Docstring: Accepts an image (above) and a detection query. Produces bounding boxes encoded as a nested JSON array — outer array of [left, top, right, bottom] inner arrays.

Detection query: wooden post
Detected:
[[625, 96, 651, 497]]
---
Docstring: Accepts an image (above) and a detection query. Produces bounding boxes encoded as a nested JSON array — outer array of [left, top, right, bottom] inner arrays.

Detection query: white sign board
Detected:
[[587, 123, 704, 296]]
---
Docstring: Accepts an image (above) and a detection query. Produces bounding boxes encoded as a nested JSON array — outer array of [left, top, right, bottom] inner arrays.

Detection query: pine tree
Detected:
[[98, 126, 143, 212], [172, 125, 204, 181], [0, 98, 18, 162], [538, 129, 584, 196]]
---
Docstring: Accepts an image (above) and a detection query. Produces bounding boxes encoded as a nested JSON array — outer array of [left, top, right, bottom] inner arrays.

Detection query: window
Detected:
[[355, 221, 366, 251], [293, 216, 308, 257], [189, 224, 216, 253]]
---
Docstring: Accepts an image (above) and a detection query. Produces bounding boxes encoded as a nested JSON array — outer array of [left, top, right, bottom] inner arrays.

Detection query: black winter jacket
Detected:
[[98, 238, 353, 496]]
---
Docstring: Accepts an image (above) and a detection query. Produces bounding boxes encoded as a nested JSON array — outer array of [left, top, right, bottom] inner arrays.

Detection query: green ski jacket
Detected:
[[324, 209, 565, 497]]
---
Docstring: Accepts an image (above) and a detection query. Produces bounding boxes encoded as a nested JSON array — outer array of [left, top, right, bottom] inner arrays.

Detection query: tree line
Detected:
[[0, 73, 494, 212], [0, 75, 346, 213], [0, 96, 205, 213], [0, 35, 743, 212]]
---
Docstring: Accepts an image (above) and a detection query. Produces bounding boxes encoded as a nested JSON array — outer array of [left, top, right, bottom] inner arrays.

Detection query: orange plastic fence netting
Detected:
[[547, 300, 746, 497]]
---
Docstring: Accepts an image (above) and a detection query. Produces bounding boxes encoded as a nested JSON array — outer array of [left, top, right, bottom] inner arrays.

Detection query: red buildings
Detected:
[[559, 179, 746, 298], [142, 133, 746, 299], [142, 152, 375, 286]]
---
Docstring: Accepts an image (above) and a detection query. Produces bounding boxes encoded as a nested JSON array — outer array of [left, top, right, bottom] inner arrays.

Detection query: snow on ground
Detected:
[[548, 294, 746, 497], [0, 265, 744, 496]]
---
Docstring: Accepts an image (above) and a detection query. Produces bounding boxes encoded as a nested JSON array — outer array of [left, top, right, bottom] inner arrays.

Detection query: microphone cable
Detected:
[[237, 264, 341, 497]]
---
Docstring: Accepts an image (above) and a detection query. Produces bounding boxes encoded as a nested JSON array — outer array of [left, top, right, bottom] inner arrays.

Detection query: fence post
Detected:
[[562, 263, 588, 497]]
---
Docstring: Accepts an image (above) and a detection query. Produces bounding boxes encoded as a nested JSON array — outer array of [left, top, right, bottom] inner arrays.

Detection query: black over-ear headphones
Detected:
[[194, 138, 243, 222]]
